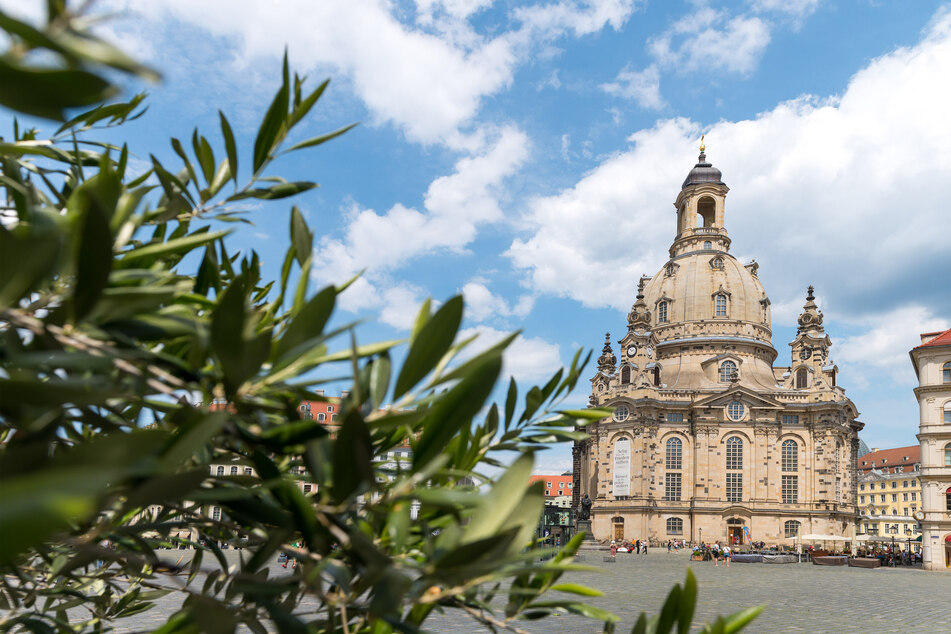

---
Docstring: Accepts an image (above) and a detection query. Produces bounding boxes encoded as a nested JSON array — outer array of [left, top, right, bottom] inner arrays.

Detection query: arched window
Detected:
[[317, 413, 325, 421], [782, 440, 798, 471], [666, 517, 684, 535], [666, 438, 682, 470], [943, 361, 951, 383], [945, 403, 951, 424], [945, 442, 951, 467], [711, 256, 724, 270], [715, 293, 727, 317], [796, 367, 809, 389], [946, 486, 951, 512], [653, 366, 661, 386], [658, 301, 669, 323], [784, 520, 801, 538], [703, 240, 712, 249], [216, 466, 224, 476], [230, 466, 238, 475], [719, 360, 737, 383], [726, 437, 743, 470], [621, 365, 631, 384], [697, 196, 716, 227]]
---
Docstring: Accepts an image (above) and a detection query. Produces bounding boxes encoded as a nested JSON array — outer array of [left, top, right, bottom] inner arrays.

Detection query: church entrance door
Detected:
[[614, 524, 624, 541], [730, 527, 744, 545]]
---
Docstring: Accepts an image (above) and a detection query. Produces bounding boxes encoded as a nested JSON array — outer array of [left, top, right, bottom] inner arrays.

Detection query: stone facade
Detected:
[[573, 146, 863, 546], [910, 328, 951, 571]]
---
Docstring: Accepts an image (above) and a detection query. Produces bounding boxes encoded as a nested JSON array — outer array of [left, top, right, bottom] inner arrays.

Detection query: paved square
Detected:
[[425, 551, 951, 633]]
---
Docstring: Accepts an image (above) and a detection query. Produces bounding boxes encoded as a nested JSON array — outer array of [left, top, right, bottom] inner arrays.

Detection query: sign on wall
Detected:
[[613, 437, 631, 497]]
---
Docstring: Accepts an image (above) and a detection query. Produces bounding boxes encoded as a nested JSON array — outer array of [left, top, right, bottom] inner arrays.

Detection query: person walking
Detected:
[[723, 544, 731, 567], [610, 541, 617, 558]]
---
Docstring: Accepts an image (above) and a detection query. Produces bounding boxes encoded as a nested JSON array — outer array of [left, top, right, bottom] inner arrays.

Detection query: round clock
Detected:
[[914, 510, 925, 521], [627, 345, 637, 356]]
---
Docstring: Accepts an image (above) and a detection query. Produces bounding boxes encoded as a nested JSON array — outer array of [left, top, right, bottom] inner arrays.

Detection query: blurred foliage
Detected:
[[0, 3, 761, 633]]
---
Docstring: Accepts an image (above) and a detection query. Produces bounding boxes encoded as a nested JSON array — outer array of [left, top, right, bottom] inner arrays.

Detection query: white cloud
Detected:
[[836, 306, 949, 385], [315, 126, 529, 310], [462, 281, 535, 322], [379, 284, 430, 330], [600, 64, 664, 110], [459, 325, 563, 384], [111, 0, 636, 146], [750, 0, 822, 18], [649, 8, 771, 76], [509, 8, 951, 325]]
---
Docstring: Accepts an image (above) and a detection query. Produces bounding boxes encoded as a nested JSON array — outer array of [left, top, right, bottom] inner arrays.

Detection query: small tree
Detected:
[[0, 4, 760, 633]]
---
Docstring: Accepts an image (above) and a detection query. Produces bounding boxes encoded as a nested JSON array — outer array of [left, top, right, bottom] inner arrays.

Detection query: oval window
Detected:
[[614, 405, 630, 422], [727, 401, 744, 421]]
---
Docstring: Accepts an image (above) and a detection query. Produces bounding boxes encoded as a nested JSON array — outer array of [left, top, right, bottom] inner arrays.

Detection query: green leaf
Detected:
[[0, 225, 63, 309], [70, 172, 118, 321], [274, 284, 336, 361], [0, 57, 117, 121], [504, 377, 518, 430], [331, 409, 374, 502], [393, 295, 463, 399], [118, 229, 230, 264], [289, 206, 312, 267], [369, 353, 391, 410], [283, 123, 358, 153], [228, 181, 317, 201], [211, 276, 248, 396], [252, 54, 290, 173], [549, 583, 604, 597], [413, 350, 502, 469], [721, 606, 763, 634], [219, 110, 239, 186], [677, 569, 697, 634]]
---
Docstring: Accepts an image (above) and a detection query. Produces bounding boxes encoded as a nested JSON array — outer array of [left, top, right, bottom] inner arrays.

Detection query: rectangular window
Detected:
[[903, 507, 908, 516], [880, 494, 886, 502], [903, 493, 909, 501], [782, 475, 798, 504], [212, 506, 221, 521], [860, 495, 865, 503], [891, 494, 897, 502], [911, 492, 916, 501], [860, 484, 865, 491], [303, 484, 312, 493], [715, 294, 727, 316], [781, 415, 799, 425], [568, 483, 573, 488], [547, 482, 552, 487], [244, 467, 252, 475], [726, 473, 742, 502], [903, 480, 909, 487], [659, 301, 668, 323], [880, 483, 886, 490], [665, 413, 684, 422], [664, 472, 682, 501], [891, 481, 897, 488]]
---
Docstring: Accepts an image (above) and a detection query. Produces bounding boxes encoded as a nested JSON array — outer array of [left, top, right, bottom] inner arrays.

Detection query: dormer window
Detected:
[[719, 360, 738, 382], [715, 294, 728, 317], [658, 301, 669, 323], [711, 256, 724, 270]]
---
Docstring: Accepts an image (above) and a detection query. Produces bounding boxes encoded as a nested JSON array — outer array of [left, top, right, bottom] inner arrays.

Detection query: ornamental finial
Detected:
[[806, 285, 815, 302], [699, 134, 705, 152]]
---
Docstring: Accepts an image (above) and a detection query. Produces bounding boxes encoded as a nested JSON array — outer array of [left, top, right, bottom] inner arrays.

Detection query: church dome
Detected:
[[641, 250, 772, 346], [681, 150, 723, 188]]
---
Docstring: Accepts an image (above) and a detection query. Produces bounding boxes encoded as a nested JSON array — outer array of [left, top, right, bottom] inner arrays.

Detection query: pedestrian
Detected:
[[667, 540, 672, 553], [723, 544, 731, 567], [643, 540, 647, 554], [610, 541, 617, 558], [635, 539, 640, 554]]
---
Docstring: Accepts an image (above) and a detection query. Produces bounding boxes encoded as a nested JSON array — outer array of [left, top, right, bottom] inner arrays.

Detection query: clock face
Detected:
[[627, 345, 637, 356], [914, 510, 925, 521], [799, 348, 812, 360]]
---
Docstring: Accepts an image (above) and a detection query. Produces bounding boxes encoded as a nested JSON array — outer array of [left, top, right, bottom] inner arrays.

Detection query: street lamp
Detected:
[[699, 527, 703, 546]]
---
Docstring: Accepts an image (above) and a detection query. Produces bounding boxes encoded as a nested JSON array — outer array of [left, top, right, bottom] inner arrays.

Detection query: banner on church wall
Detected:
[[613, 438, 631, 497]]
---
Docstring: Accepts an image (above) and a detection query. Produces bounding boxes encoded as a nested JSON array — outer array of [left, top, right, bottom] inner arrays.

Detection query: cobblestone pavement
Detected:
[[27, 550, 951, 633]]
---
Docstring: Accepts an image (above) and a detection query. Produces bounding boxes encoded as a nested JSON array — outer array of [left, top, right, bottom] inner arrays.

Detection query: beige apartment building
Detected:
[[856, 446, 921, 546], [572, 144, 863, 546], [910, 327, 951, 570]]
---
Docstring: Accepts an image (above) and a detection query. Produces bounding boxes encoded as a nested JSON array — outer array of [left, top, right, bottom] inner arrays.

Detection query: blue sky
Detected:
[[4, 0, 950, 472]]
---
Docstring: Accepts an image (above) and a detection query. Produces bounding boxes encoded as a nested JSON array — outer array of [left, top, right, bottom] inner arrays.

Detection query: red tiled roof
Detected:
[[857, 445, 920, 473], [915, 327, 951, 349]]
